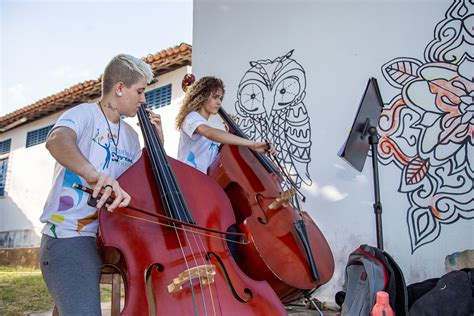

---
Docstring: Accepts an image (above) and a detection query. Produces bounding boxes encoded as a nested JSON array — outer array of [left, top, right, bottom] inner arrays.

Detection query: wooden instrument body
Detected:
[[208, 144, 335, 302], [99, 151, 287, 315]]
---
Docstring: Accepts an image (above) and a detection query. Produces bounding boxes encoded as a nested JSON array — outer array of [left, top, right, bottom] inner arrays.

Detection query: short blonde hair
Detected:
[[176, 76, 225, 129], [102, 54, 154, 95]]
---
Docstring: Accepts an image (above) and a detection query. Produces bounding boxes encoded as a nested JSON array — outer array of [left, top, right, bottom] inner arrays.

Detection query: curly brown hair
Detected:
[[175, 76, 225, 130]]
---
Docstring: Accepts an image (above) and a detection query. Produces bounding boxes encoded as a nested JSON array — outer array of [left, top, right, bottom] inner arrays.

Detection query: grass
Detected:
[[0, 266, 115, 315]]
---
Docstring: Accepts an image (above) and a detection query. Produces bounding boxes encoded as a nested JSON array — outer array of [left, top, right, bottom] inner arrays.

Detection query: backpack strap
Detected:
[[341, 245, 388, 315], [359, 245, 390, 289]]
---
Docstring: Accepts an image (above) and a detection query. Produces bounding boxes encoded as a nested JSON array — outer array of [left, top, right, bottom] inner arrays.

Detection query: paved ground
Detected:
[[28, 300, 341, 316], [29, 309, 339, 316]]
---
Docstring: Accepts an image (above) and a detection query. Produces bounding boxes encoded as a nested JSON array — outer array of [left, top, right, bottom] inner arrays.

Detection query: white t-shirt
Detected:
[[40, 103, 142, 238], [177, 111, 220, 174]]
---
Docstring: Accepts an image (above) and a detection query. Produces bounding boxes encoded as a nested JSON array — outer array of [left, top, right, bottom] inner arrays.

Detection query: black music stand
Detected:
[[338, 77, 385, 250]]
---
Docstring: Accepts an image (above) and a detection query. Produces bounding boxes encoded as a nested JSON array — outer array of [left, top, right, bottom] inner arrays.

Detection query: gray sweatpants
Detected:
[[40, 234, 102, 315]]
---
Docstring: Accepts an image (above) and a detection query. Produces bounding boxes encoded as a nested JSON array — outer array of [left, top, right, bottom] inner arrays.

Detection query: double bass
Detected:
[[182, 74, 335, 303], [88, 105, 287, 315]]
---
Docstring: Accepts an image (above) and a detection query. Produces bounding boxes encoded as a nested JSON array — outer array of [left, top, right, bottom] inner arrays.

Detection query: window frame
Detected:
[[0, 139, 12, 155], [145, 84, 172, 110], [26, 125, 54, 148], [0, 157, 9, 197]]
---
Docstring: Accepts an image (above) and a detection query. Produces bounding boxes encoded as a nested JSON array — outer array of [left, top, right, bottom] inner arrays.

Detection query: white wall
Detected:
[[0, 66, 190, 247], [193, 0, 473, 302], [0, 113, 61, 246]]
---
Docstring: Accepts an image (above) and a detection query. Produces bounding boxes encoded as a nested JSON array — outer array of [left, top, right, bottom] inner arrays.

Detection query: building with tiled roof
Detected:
[[0, 43, 192, 248], [0, 43, 192, 132]]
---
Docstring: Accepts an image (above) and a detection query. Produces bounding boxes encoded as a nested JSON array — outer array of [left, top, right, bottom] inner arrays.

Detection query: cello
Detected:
[[182, 74, 335, 303], [88, 105, 288, 315]]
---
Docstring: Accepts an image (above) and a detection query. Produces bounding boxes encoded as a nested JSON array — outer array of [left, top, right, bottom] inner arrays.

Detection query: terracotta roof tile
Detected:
[[0, 43, 192, 132]]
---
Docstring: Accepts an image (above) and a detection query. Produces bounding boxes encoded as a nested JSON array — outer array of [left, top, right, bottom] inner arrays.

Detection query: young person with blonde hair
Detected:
[[39, 54, 162, 315], [176, 76, 274, 174]]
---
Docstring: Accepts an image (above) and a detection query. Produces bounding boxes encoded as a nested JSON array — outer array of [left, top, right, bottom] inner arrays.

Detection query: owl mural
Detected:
[[234, 50, 312, 188]]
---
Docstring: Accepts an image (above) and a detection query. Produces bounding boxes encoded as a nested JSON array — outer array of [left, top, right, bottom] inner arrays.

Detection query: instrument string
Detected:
[[139, 107, 202, 314], [140, 106, 216, 315]]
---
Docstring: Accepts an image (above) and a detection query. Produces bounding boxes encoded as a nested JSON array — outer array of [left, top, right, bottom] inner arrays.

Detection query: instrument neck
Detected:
[[219, 107, 306, 203], [137, 105, 195, 224], [218, 108, 278, 174]]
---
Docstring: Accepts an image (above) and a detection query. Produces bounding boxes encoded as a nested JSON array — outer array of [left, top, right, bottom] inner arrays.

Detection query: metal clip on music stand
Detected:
[[338, 77, 385, 250]]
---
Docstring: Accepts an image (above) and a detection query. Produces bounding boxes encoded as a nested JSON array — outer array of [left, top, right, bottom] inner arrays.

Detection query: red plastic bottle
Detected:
[[371, 291, 395, 316]]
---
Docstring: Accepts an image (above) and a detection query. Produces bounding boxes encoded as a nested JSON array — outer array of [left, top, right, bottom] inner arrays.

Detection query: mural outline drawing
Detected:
[[377, 0, 473, 253], [234, 50, 312, 189]]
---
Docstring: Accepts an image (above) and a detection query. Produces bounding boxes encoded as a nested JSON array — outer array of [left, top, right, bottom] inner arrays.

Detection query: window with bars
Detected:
[[0, 158, 8, 197], [0, 139, 11, 155], [145, 84, 172, 110], [26, 125, 54, 148]]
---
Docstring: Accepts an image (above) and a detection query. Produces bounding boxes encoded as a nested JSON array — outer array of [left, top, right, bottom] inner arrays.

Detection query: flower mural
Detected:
[[378, 0, 473, 253]]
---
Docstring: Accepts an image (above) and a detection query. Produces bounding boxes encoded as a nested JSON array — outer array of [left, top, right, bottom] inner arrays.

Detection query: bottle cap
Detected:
[[376, 291, 390, 305]]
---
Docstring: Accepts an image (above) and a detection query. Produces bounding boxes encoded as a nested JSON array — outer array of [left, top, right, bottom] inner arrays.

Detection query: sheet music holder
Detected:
[[338, 77, 384, 172], [338, 77, 385, 249]]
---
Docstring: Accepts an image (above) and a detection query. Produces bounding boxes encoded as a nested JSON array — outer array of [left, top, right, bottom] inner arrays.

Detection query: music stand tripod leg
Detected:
[[369, 126, 384, 250]]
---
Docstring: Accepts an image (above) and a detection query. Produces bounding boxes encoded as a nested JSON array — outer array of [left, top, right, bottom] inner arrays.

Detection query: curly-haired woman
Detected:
[[176, 76, 274, 174]]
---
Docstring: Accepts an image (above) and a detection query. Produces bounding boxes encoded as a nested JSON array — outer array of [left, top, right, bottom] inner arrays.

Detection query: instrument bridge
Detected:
[[167, 264, 216, 293]]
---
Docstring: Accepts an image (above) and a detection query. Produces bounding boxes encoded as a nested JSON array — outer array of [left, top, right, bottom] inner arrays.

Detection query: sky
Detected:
[[0, 0, 193, 116]]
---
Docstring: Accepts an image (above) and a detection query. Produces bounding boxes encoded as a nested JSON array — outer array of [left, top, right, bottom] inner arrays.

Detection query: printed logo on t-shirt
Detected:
[[113, 148, 134, 165], [58, 169, 84, 212], [92, 128, 135, 169], [58, 118, 76, 125], [186, 151, 198, 169], [209, 142, 219, 151], [92, 128, 115, 169]]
